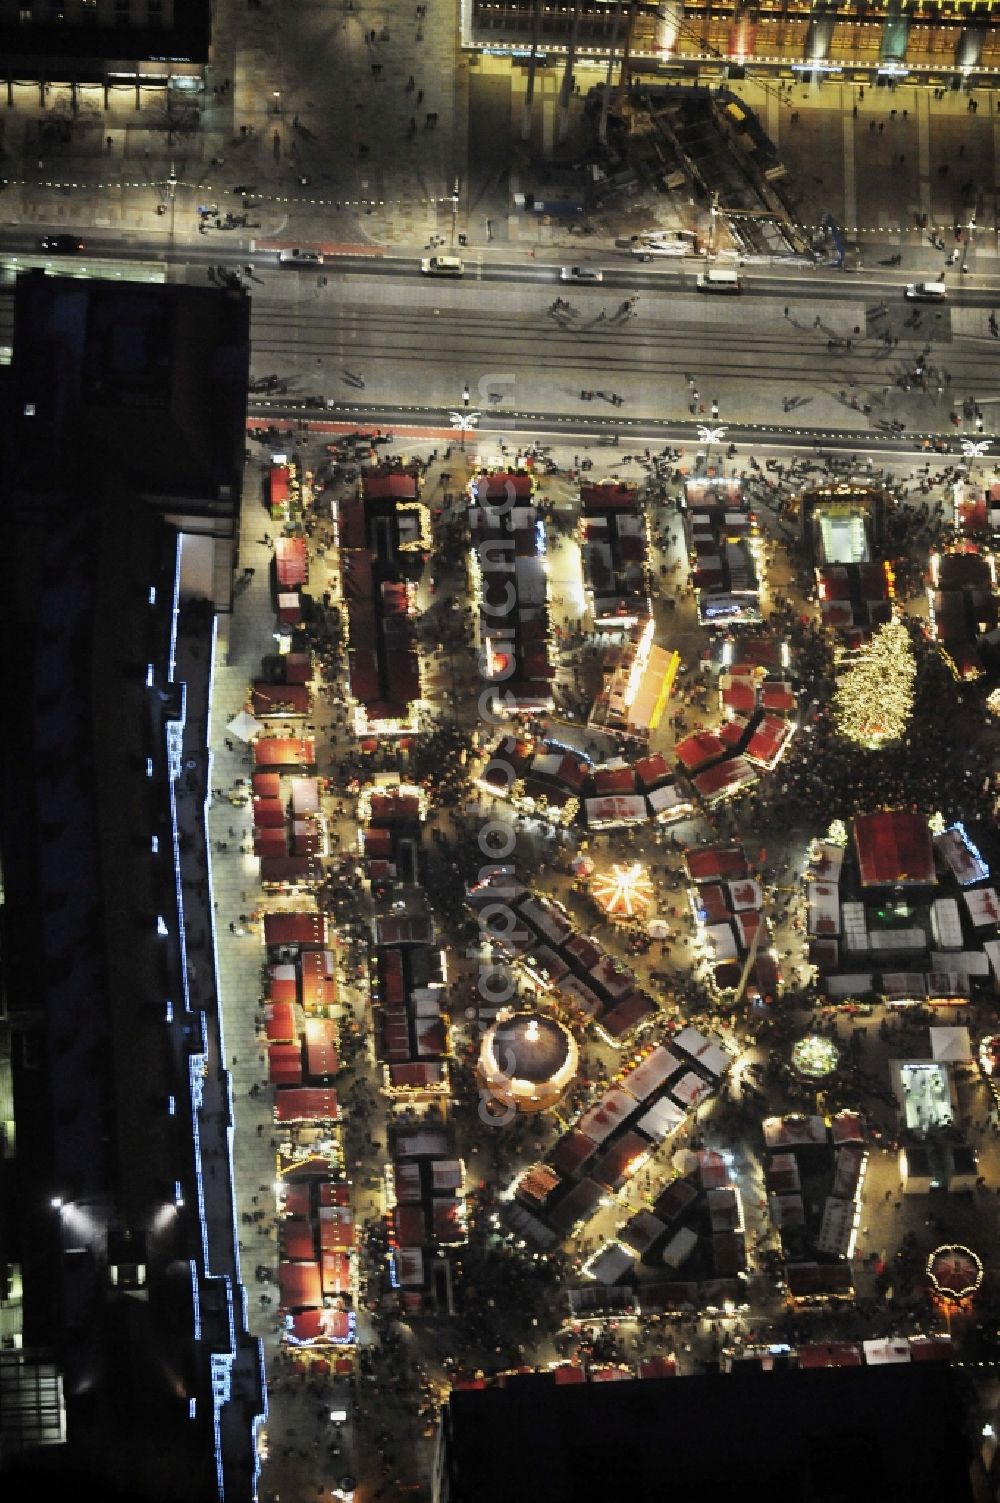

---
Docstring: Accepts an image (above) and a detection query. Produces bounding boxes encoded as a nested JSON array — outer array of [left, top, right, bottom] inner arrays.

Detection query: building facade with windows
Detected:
[[463, 0, 1000, 87], [0, 0, 209, 89]]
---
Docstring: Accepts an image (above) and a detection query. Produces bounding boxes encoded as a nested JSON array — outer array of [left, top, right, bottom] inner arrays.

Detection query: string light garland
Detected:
[[833, 621, 916, 750], [926, 1244, 983, 1305]]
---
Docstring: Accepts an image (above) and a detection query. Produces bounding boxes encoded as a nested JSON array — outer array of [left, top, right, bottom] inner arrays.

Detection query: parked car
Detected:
[[696, 267, 742, 293], [904, 280, 947, 301], [420, 255, 464, 277], [278, 248, 324, 268], [559, 265, 604, 283]]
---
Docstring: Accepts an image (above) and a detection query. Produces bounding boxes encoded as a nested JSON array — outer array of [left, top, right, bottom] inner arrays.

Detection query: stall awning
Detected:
[[275, 535, 309, 588], [266, 1000, 297, 1042], [255, 826, 289, 857], [305, 1016, 339, 1077], [253, 681, 311, 717], [274, 1086, 339, 1122], [268, 1042, 303, 1086], [253, 738, 316, 769], [264, 911, 326, 946], [281, 1218, 315, 1261], [279, 1260, 322, 1309]]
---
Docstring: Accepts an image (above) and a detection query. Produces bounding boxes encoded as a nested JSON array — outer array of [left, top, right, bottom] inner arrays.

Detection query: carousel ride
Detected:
[[477, 1009, 580, 1115], [591, 863, 656, 926]]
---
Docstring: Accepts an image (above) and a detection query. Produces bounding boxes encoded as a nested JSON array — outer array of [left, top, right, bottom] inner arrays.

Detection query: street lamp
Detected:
[[272, 91, 281, 115], [450, 178, 460, 248]]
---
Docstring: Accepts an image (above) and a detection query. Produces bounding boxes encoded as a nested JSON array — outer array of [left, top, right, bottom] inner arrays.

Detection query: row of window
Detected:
[[473, 0, 1000, 15], [10, 0, 165, 20]]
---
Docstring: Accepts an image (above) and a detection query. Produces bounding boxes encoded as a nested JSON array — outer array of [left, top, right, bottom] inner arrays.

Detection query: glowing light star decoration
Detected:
[[987, 689, 1000, 718], [926, 1243, 984, 1305], [791, 1035, 840, 1079], [591, 863, 656, 922], [833, 621, 916, 749]]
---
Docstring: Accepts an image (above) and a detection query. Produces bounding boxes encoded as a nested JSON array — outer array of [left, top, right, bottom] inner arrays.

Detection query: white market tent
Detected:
[[648, 783, 692, 820], [669, 1072, 714, 1109], [763, 1115, 828, 1149], [585, 1241, 636, 1284], [673, 1026, 732, 1078], [662, 1226, 698, 1270], [807, 841, 844, 882], [620, 1047, 684, 1103], [985, 940, 1000, 983], [808, 882, 841, 938], [637, 1095, 686, 1140], [964, 888, 1000, 928], [863, 1339, 911, 1365], [930, 950, 989, 977], [815, 1196, 858, 1258], [930, 898, 963, 951], [703, 923, 738, 961], [227, 709, 263, 742], [930, 1026, 973, 1062]]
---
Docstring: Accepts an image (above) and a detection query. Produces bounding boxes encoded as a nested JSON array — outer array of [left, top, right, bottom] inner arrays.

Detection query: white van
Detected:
[[420, 255, 464, 277], [278, 248, 324, 268], [696, 266, 741, 293], [905, 280, 947, 301]]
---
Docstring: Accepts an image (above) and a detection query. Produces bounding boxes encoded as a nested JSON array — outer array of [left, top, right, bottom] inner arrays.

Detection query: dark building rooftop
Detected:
[[0, 274, 260, 1502], [438, 1364, 980, 1503], [0, 0, 210, 75], [9, 271, 248, 523]]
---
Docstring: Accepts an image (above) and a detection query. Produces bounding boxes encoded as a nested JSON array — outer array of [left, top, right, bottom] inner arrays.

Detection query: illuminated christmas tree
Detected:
[[834, 620, 916, 749]]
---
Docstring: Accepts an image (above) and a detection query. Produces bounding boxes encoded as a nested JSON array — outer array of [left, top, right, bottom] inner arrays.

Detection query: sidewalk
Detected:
[[735, 76, 1000, 266]]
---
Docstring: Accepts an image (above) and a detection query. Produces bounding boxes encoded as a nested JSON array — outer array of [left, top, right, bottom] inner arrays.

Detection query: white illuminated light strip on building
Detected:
[[151, 583, 261, 1497], [189, 1054, 211, 1267], [167, 742, 193, 1014], [169, 535, 182, 683], [211, 1351, 235, 1498], [205, 612, 223, 1036], [190, 1258, 203, 1341]]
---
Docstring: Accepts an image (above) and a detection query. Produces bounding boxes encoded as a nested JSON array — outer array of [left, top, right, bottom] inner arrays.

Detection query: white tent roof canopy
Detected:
[[930, 1025, 973, 1062], [227, 709, 263, 742]]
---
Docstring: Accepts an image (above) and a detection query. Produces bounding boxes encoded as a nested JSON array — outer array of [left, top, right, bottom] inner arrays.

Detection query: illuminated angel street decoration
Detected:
[[926, 1244, 984, 1305], [591, 863, 656, 922]]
